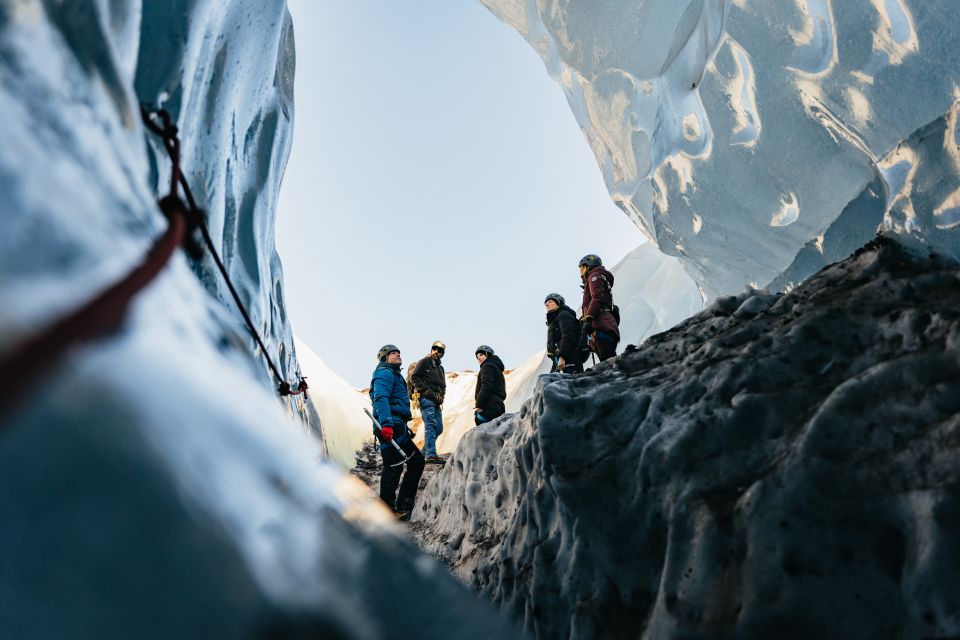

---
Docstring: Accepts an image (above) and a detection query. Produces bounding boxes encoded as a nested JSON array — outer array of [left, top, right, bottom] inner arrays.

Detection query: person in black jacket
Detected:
[[544, 293, 582, 374], [474, 345, 506, 425], [410, 340, 447, 464]]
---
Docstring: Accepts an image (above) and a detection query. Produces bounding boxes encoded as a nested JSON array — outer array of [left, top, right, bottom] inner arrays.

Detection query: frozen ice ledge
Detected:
[[411, 238, 960, 639], [481, 0, 960, 297], [0, 2, 518, 637]]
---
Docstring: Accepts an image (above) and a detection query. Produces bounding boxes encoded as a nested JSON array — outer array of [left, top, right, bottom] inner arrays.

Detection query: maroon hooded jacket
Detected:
[[581, 266, 620, 340]]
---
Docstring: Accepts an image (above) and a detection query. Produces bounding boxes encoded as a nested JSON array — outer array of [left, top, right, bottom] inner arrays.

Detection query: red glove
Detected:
[[380, 426, 394, 441]]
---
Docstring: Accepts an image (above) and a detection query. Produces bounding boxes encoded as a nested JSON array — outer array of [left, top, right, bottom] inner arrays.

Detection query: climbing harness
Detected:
[[0, 106, 306, 415]]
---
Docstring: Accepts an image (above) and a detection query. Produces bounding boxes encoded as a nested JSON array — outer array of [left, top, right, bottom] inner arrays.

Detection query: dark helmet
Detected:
[[475, 344, 495, 357], [431, 340, 447, 352], [579, 254, 602, 269], [544, 292, 565, 306], [377, 344, 400, 361]]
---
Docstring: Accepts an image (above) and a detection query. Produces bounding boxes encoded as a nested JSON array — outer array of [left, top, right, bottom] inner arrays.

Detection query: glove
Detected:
[[380, 426, 394, 441], [582, 319, 594, 335]]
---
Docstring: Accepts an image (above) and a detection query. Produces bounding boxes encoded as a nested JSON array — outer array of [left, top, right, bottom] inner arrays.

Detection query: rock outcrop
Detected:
[[413, 238, 960, 639]]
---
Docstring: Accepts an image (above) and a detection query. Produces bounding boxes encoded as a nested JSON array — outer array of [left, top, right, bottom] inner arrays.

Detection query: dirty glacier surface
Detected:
[[414, 240, 960, 640], [0, 2, 517, 638], [481, 0, 960, 297]]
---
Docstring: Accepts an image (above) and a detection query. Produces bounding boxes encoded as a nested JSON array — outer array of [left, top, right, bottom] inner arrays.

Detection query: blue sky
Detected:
[[277, 0, 645, 386]]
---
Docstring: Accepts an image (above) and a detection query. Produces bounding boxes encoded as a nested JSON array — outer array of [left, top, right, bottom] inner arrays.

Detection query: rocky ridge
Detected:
[[411, 238, 960, 640]]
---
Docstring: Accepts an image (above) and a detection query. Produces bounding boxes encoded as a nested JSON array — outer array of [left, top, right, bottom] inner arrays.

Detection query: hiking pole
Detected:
[[363, 408, 413, 467]]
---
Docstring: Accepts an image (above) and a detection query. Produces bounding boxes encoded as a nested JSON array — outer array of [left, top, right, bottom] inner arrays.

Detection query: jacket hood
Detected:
[[482, 355, 505, 372], [546, 304, 575, 324]]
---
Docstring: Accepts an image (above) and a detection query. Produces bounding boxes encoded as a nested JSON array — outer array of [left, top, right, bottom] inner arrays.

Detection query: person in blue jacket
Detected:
[[369, 344, 425, 520]]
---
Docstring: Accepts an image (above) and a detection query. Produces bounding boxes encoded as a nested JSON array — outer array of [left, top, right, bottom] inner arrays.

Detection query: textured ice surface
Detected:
[[481, 0, 960, 296], [0, 3, 518, 637], [609, 242, 704, 344], [412, 239, 960, 639]]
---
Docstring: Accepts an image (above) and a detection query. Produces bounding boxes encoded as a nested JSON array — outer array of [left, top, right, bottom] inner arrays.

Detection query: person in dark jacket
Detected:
[[369, 344, 424, 520], [579, 254, 620, 361], [410, 340, 447, 464], [474, 345, 507, 425], [544, 293, 582, 374]]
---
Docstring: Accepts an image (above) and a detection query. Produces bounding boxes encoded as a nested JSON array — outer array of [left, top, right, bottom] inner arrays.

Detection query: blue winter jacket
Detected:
[[369, 362, 413, 446]]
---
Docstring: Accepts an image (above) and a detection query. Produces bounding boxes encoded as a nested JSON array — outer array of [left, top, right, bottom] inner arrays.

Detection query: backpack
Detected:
[[405, 361, 418, 396], [597, 272, 621, 326]]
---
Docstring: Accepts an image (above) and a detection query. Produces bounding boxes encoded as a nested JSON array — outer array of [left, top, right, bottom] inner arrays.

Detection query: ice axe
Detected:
[[364, 408, 413, 467]]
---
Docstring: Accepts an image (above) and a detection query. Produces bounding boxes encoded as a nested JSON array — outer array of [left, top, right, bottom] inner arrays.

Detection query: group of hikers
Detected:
[[368, 254, 620, 520]]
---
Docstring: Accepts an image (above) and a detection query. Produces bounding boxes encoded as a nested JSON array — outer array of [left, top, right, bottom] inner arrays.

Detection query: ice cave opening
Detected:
[[275, 1, 705, 469], [1, 1, 959, 639], [275, 1, 694, 387]]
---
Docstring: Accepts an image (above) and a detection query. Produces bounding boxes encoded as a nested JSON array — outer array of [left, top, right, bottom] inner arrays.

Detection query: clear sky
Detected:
[[277, 0, 646, 387]]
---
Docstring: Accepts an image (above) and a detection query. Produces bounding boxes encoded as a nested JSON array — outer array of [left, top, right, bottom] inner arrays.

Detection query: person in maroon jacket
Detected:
[[578, 254, 620, 361]]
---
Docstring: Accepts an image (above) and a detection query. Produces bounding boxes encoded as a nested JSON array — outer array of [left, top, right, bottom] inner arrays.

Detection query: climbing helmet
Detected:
[[377, 344, 400, 361], [579, 254, 602, 269], [475, 345, 495, 357]]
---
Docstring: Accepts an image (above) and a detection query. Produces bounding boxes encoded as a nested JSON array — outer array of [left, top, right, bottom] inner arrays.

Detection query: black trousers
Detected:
[[596, 336, 618, 361], [379, 437, 425, 512], [474, 401, 505, 426]]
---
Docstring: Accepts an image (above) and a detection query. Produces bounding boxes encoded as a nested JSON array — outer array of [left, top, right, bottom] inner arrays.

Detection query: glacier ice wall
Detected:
[[481, 0, 960, 296], [0, 2, 519, 637], [1, 0, 304, 414], [412, 239, 960, 639], [135, 0, 303, 397]]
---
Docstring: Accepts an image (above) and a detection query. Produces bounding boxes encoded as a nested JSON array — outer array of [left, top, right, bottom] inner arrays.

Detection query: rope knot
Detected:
[[158, 195, 203, 259]]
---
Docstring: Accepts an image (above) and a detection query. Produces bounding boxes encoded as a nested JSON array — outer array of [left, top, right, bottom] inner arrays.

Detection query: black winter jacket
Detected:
[[410, 355, 446, 404], [475, 355, 507, 417], [546, 304, 580, 363]]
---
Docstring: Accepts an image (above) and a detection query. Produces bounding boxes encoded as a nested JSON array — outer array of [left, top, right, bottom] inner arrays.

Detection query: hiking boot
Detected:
[[425, 455, 446, 465]]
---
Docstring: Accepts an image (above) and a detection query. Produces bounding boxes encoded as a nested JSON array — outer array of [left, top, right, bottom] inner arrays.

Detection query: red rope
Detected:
[[0, 208, 186, 414], [0, 106, 307, 416]]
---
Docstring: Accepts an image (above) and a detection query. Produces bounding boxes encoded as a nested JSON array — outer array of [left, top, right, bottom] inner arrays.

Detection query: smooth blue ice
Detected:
[[481, 0, 960, 296]]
